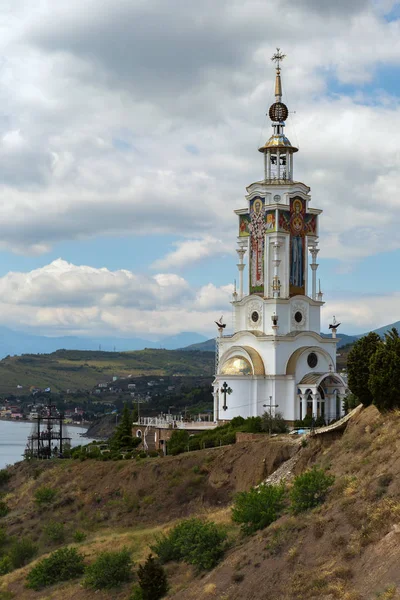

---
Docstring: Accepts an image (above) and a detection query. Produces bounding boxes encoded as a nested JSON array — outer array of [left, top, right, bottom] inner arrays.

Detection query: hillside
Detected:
[[0, 326, 208, 359], [2, 407, 400, 598], [0, 349, 214, 394]]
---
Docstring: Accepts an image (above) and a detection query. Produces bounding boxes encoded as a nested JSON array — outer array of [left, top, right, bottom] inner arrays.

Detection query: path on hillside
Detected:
[[259, 405, 364, 487]]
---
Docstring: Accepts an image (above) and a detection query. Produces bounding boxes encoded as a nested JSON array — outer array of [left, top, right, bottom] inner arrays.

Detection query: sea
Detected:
[[0, 420, 93, 469]]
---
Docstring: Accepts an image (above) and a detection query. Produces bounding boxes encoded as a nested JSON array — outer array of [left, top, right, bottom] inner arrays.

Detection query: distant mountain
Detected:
[[0, 327, 207, 359], [182, 322, 400, 353]]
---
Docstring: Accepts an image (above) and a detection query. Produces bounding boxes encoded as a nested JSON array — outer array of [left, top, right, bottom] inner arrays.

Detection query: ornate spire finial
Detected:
[[271, 48, 286, 102], [271, 48, 286, 70]]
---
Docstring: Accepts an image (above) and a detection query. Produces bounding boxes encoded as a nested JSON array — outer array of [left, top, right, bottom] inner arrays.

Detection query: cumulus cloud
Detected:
[[0, 259, 232, 337], [0, 0, 393, 262], [321, 292, 400, 334], [0, 0, 396, 337], [151, 236, 233, 270]]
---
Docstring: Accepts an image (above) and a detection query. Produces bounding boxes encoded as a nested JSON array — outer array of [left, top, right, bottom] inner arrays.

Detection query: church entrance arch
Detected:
[[298, 373, 347, 423]]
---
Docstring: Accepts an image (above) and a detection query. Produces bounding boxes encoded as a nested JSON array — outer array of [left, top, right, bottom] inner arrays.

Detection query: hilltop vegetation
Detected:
[[2, 407, 400, 598], [0, 349, 214, 394]]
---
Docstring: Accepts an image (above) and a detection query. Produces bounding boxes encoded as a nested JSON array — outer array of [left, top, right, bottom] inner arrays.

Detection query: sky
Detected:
[[0, 0, 399, 339]]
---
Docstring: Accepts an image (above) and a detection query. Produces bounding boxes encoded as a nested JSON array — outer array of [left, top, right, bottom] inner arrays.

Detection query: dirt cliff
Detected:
[[3, 407, 400, 599]]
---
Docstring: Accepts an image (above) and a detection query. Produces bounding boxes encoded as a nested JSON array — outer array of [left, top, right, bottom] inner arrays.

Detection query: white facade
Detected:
[[213, 54, 347, 424]]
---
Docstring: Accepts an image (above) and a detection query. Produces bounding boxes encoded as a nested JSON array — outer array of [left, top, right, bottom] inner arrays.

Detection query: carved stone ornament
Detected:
[[248, 301, 263, 329], [291, 301, 308, 330]]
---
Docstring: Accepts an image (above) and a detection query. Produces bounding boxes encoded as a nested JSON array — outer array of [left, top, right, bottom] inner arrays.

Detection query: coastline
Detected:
[[0, 416, 89, 431]]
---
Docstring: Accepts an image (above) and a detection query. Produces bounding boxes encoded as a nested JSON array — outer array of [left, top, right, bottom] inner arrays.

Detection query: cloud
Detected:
[[321, 292, 400, 334], [151, 236, 233, 270], [0, 0, 395, 266], [0, 259, 231, 337]]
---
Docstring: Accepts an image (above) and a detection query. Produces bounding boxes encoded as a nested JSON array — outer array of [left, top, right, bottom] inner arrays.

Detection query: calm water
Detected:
[[0, 420, 92, 469]]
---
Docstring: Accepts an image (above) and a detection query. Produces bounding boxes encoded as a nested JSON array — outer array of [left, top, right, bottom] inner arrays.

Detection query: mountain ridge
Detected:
[[181, 320, 400, 352]]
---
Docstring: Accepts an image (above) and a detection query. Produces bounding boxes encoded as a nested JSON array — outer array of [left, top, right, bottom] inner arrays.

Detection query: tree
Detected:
[[137, 554, 168, 600], [369, 330, 400, 410], [110, 404, 135, 451], [261, 411, 288, 434], [347, 332, 381, 406], [167, 430, 190, 455]]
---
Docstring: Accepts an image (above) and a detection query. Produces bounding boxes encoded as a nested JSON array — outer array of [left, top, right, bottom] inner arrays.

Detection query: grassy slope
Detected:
[[0, 349, 214, 393], [4, 407, 400, 599]]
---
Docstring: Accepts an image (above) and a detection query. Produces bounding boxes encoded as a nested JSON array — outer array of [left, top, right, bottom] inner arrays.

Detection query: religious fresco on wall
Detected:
[[278, 209, 290, 232], [248, 197, 266, 295], [265, 210, 276, 233], [239, 214, 250, 237], [305, 213, 317, 236], [289, 197, 306, 297]]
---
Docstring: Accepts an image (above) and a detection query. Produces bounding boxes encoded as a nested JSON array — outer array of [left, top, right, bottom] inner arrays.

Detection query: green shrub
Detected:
[[0, 501, 9, 517], [152, 518, 227, 570], [290, 467, 335, 514], [84, 548, 132, 589], [26, 547, 85, 590], [0, 527, 8, 547], [0, 470, 11, 487], [0, 555, 12, 575], [44, 521, 65, 543], [73, 530, 87, 543], [231, 484, 286, 534], [261, 412, 289, 434], [168, 430, 190, 456], [34, 486, 57, 506], [9, 538, 37, 568], [137, 554, 168, 600]]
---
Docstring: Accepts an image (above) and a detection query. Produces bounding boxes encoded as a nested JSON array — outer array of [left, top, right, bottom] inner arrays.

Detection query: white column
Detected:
[[312, 392, 318, 419], [277, 149, 280, 179], [272, 241, 281, 298], [289, 151, 293, 180], [267, 150, 271, 179], [213, 388, 219, 422], [264, 152, 267, 180], [309, 244, 319, 300], [236, 246, 246, 300]]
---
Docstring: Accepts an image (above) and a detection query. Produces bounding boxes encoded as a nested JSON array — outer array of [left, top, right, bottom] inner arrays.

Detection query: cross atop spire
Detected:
[[271, 48, 286, 102], [271, 48, 286, 70]]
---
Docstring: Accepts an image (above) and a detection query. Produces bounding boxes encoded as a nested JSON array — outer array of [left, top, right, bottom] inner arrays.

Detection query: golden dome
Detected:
[[258, 134, 298, 154]]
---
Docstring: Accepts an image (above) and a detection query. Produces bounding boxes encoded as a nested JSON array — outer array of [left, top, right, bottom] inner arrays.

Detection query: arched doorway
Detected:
[[298, 373, 347, 422]]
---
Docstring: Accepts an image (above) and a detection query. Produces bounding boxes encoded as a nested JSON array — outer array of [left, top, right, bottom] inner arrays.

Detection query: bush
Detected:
[[0, 527, 7, 547], [9, 538, 37, 568], [0, 501, 9, 517], [261, 412, 288, 434], [0, 555, 12, 575], [34, 486, 57, 506], [84, 548, 132, 589], [44, 521, 65, 543], [0, 470, 11, 487], [231, 484, 286, 534], [73, 530, 87, 543], [290, 467, 335, 514], [152, 518, 227, 570], [137, 554, 168, 600], [26, 547, 85, 590], [167, 430, 190, 456]]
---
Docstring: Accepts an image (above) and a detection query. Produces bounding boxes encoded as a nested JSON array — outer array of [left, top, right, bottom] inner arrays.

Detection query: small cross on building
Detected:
[[221, 382, 232, 411]]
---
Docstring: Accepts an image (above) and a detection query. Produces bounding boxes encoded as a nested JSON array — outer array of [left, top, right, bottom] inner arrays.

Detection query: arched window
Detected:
[[220, 357, 252, 375], [136, 430, 142, 438]]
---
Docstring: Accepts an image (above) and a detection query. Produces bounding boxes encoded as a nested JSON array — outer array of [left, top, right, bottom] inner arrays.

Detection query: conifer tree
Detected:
[[137, 554, 168, 600], [347, 332, 381, 406], [110, 404, 134, 451]]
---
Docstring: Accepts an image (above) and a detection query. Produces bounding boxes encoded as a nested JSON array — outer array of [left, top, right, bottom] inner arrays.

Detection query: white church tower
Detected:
[[213, 50, 347, 425]]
